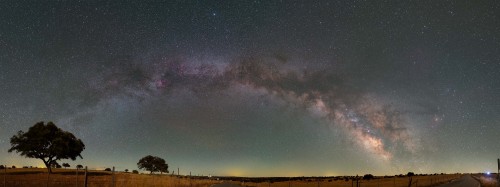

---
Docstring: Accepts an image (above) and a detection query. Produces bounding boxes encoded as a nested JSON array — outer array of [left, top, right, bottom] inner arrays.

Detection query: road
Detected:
[[212, 182, 243, 187], [437, 175, 479, 187]]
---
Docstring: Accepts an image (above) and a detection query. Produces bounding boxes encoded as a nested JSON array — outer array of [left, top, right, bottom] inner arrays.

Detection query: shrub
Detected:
[[104, 168, 112, 171], [132, 170, 139, 174]]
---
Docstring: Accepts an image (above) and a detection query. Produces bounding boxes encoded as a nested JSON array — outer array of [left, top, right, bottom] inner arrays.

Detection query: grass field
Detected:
[[0, 168, 466, 187], [0, 168, 221, 187], [225, 174, 463, 187]]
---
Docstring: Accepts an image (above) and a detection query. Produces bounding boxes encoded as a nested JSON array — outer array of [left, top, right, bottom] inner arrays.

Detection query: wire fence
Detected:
[[0, 166, 464, 187], [228, 174, 463, 187], [0, 166, 219, 187]]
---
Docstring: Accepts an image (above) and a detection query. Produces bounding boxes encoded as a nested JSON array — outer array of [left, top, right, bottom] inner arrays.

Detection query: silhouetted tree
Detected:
[[12, 165, 16, 169], [104, 168, 112, 171], [62, 163, 70, 169], [125, 169, 129, 172], [407, 172, 415, 177], [132, 170, 139, 174], [0, 165, 4, 169], [137, 155, 169, 174], [8, 122, 85, 173], [76, 165, 83, 170], [363, 174, 374, 180]]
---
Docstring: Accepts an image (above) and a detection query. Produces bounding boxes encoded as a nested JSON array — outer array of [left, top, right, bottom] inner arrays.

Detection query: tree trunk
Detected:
[[42, 160, 52, 173]]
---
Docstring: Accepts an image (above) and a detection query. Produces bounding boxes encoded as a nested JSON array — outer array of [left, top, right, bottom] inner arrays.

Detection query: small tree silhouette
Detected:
[[104, 168, 112, 171], [76, 165, 83, 170], [0, 165, 4, 169], [62, 163, 70, 169], [125, 169, 129, 172], [132, 170, 139, 174], [12, 165, 16, 169], [363, 174, 374, 180]]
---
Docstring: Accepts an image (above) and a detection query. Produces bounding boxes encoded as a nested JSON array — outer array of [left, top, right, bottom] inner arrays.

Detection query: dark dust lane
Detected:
[[437, 175, 479, 187]]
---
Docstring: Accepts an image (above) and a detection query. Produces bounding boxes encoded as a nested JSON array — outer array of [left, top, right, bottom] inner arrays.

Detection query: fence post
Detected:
[[84, 166, 88, 187], [76, 167, 78, 187], [112, 166, 115, 187], [3, 165, 6, 187], [46, 168, 51, 187], [497, 158, 499, 186]]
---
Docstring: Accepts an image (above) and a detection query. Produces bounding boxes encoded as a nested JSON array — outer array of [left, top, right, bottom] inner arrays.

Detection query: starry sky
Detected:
[[1, 1, 499, 177]]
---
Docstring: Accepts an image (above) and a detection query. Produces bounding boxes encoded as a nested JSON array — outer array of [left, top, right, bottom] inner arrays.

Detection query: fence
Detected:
[[0, 166, 219, 187], [0, 165, 463, 187], [231, 174, 463, 187]]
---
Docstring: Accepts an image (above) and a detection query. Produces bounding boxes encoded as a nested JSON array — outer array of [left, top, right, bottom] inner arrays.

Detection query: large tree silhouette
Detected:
[[137, 155, 169, 174], [8, 121, 85, 173]]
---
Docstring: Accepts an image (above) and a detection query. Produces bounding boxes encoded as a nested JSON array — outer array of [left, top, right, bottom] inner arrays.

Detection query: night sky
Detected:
[[1, 1, 499, 177]]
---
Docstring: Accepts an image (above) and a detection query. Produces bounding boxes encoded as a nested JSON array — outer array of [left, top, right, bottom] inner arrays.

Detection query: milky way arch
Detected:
[[83, 54, 419, 161]]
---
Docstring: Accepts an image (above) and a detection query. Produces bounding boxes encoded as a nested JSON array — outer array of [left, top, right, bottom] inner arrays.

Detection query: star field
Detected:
[[0, 1, 499, 177]]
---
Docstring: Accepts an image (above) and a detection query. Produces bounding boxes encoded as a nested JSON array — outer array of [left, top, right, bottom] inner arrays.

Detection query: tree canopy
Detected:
[[8, 121, 85, 173], [137, 155, 169, 174]]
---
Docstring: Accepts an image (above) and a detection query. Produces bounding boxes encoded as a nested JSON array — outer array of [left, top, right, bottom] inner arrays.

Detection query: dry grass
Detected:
[[0, 168, 221, 187], [0, 168, 465, 187], [228, 174, 462, 187]]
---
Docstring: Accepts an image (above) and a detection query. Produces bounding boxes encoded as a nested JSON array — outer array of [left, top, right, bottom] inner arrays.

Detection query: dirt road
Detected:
[[437, 175, 479, 187]]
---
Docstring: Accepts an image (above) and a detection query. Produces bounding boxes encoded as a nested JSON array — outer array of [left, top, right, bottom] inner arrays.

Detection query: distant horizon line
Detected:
[[1, 166, 491, 178]]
